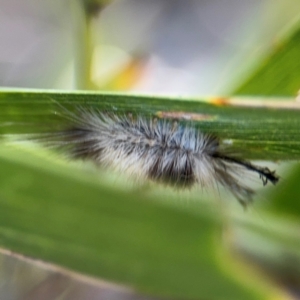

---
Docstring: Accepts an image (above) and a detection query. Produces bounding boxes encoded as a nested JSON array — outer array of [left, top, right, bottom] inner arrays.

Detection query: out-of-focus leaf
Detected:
[[0, 145, 266, 300], [234, 23, 300, 96], [231, 212, 300, 297], [265, 163, 300, 218]]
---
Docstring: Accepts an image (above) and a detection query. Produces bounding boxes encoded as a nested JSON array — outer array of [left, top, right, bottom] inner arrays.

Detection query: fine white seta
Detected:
[[46, 107, 279, 207]]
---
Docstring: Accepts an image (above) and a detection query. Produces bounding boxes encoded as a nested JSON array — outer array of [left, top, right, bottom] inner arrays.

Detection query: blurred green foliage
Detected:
[[234, 23, 300, 96], [1, 3, 300, 300]]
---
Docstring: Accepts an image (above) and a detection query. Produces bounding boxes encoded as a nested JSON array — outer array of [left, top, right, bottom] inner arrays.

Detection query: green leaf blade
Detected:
[[0, 146, 265, 299]]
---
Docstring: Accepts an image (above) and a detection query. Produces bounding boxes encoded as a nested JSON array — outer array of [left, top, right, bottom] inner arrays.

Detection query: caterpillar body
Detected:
[[48, 107, 279, 207]]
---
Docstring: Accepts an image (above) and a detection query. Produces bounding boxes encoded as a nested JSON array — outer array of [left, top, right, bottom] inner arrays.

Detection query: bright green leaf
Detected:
[[234, 23, 300, 96]]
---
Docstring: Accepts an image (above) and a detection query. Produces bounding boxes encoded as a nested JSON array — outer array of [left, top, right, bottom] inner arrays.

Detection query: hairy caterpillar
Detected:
[[44, 107, 279, 207]]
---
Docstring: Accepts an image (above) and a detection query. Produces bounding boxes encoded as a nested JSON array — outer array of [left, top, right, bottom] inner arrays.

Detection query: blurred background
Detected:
[[1, 0, 300, 299], [1, 0, 300, 95]]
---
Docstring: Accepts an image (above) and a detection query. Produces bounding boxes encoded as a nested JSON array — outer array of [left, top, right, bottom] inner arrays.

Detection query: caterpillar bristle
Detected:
[[39, 107, 279, 207]]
